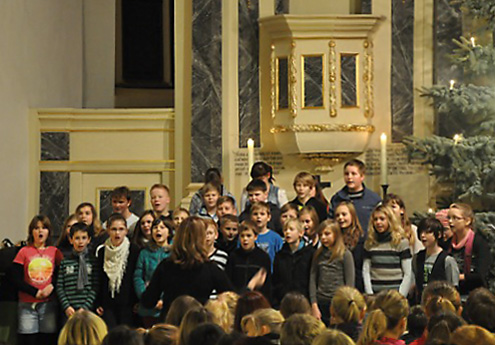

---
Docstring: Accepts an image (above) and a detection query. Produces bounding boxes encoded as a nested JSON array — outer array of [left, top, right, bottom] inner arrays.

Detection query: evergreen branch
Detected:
[[449, 37, 495, 77], [454, 0, 495, 30]]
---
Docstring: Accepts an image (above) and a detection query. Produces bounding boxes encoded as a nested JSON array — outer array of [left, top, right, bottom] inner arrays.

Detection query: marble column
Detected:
[[191, 0, 223, 182], [391, 0, 414, 142], [239, 0, 261, 147]]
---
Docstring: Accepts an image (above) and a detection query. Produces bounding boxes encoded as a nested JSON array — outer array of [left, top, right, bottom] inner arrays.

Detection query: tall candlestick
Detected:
[[247, 138, 254, 172], [380, 133, 388, 185]]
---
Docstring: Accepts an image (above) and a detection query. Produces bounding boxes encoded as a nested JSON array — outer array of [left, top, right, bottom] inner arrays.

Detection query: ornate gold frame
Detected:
[[328, 40, 337, 117], [270, 124, 375, 134], [289, 41, 298, 117], [363, 40, 374, 118]]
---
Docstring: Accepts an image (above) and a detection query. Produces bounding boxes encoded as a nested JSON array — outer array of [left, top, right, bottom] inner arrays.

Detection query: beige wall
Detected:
[[0, 0, 83, 242]]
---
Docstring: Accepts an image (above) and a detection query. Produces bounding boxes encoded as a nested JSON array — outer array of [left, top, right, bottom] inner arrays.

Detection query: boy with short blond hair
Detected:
[[104, 186, 139, 235], [290, 172, 327, 223], [217, 195, 237, 219], [150, 184, 172, 220], [240, 179, 282, 235], [225, 220, 272, 299], [198, 182, 221, 222], [250, 202, 283, 266], [329, 159, 381, 235], [217, 215, 239, 254]]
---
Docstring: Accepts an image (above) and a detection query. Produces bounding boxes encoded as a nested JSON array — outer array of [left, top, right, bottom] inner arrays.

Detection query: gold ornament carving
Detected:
[[270, 44, 276, 118], [289, 41, 297, 117], [329, 40, 337, 117], [363, 40, 374, 118], [270, 124, 375, 134]]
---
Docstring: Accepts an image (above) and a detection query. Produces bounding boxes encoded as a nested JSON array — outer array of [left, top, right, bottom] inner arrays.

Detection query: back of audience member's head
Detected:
[[178, 307, 213, 345], [58, 310, 108, 345], [331, 286, 366, 325], [137, 324, 178, 345], [241, 308, 284, 337], [280, 314, 325, 345], [465, 287, 495, 332], [218, 291, 240, 318], [449, 325, 495, 345], [425, 312, 466, 345], [312, 329, 356, 345], [205, 298, 234, 333], [279, 292, 311, 319], [187, 323, 225, 345], [101, 325, 143, 345], [234, 291, 271, 332], [407, 305, 428, 338], [357, 290, 409, 345], [165, 295, 202, 326], [421, 281, 461, 317]]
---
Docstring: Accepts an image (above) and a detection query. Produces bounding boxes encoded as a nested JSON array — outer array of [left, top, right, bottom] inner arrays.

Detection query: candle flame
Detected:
[[449, 80, 455, 90], [470, 37, 476, 47]]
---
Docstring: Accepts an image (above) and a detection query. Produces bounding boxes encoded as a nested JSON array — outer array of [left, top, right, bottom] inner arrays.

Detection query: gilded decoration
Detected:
[[329, 40, 337, 117], [363, 39, 374, 118], [271, 44, 276, 118], [270, 124, 375, 133], [289, 41, 298, 117]]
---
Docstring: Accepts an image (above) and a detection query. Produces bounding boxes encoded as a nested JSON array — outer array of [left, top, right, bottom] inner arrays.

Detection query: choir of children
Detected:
[[5, 159, 495, 345]]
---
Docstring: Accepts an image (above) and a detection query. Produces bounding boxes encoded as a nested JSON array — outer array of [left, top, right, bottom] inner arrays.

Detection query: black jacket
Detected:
[[272, 241, 315, 306], [226, 246, 272, 301]]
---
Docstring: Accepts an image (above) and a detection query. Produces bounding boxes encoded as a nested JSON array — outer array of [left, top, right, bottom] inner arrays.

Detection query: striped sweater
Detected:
[[363, 238, 412, 294], [56, 254, 99, 311]]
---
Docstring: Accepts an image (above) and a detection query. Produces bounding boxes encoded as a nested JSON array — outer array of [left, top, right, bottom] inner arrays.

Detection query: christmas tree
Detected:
[[403, 0, 495, 290]]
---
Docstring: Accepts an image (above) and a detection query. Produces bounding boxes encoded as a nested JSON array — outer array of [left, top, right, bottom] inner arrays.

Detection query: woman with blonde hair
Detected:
[[141, 217, 232, 315], [357, 289, 409, 345], [241, 308, 284, 338], [313, 329, 356, 345], [205, 299, 233, 333], [330, 286, 366, 341], [136, 324, 178, 345], [58, 310, 108, 345], [450, 325, 495, 345]]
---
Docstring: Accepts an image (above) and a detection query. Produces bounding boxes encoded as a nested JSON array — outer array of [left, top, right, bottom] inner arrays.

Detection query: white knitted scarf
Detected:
[[103, 236, 130, 298]]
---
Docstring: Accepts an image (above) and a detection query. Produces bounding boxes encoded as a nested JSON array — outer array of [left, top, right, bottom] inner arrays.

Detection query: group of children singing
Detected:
[[11, 159, 492, 345]]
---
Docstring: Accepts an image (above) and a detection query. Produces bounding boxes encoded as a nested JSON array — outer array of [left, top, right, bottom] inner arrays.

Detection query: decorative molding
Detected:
[[260, 15, 384, 40], [363, 40, 374, 118], [329, 40, 337, 117], [270, 124, 375, 133], [39, 160, 175, 173], [289, 41, 298, 118], [271, 44, 276, 118]]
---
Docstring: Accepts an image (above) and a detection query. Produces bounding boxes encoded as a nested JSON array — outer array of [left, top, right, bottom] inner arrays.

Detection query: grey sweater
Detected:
[[309, 247, 355, 303]]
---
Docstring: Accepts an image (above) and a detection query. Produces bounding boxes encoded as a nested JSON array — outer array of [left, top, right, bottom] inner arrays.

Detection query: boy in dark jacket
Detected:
[[225, 220, 272, 301], [273, 218, 314, 307]]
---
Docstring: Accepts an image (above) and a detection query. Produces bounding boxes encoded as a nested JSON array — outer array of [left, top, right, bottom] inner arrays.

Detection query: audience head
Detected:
[[365, 204, 403, 250], [331, 286, 366, 324], [137, 324, 178, 345], [299, 206, 319, 239], [435, 209, 451, 241], [165, 295, 202, 326], [421, 281, 461, 317], [448, 203, 474, 235], [101, 325, 143, 345], [334, 201, 363, 249], [188, 323, 225, 345], [238, 220, 259, 251], [218, 291, 240, 320], [357, 289, 409, 345], [205, 298, 234, 333], [241, 308, 284, 337], [279, 292, 311, 319], [201, 183, 221, 211], [466, 287, 495, 332], [172, 207, 190, 229], [343, 159, 366, 192], [107, 213, 128, 247], [58, 310, 107, 345], [312, 329, 356, 345], [150, 216, 174, 248], [407, 305, 427, 338], [57, 213, 78, 246], [76, 202, 101, 230], [110, 186, 132, 214], [178, 307, 213, 345], [450, 325, 495, 345], [280, 313, 325, 345], [150, 184, 171, 215], [425, 311, 466, 345], [417, 217, 444, 247], [234, 291, 271, 332]]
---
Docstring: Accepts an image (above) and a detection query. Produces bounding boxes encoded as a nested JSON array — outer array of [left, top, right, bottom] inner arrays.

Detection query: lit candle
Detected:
[[380, 133, 388, 185], [470, 37, 476, 47], [428, 208, 434, 214], [449, 80, 455, 90], [247, 138, 254, 171], [453, 134, 461, 145]]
